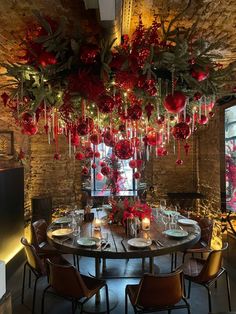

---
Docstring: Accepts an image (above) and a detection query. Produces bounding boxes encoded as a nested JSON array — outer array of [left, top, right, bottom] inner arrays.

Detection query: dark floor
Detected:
[[7, 250, 236, 314]]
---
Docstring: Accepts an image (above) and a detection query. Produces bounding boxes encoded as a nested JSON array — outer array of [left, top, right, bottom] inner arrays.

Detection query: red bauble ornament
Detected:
[[71, 133, 79, 146], [97, 95, 115, 114], [114, 139, 134, 160], [80, 44, 100, 64], [176, 159, 183, 165], [92, 163, 97, 169], [103, 131, 115, 147], [133, 172, 141, 179], [127, 104, 142, 120], [136, 159, 143, 168], [90, 132, 102, 145], [100, 161, 107, 167], [94, 151, 100, 158], [146, 131, 162, 146], [164, 91, 186, 114], [191, 66, 209, 82], [82, 166, 89, 176], [75, 152, 85, 160], [198, 115, 209, 125], [77, 117, 94, 136], [101, 166, 111, 176], [22, 123, 38, 136], [53, 153, 61, 160], [157, 147, 168, 156], [96, 172, 104, 181], [171, 122, 191, 140], [129, 160, 137, 169], [39, 51, 57, 67], [85, 147, 94, 159]]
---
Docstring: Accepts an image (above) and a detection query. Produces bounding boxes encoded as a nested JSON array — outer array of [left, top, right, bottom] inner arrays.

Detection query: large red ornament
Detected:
[[92, 163, 97, 169], [94, 151, 101, 158], [171, 122, 191, 140], [77, 117, 94, 136], [97, 95, 115, 113], [164, 91, 186, 114], [103, 131, 115, 147], [90, 132, 102, 145], [127, 104, 142, 120], [38, 51, 57, 67], [22, 123, 38, 136], [146, 131, 162, 146], [79, 44, 100, 64], [114, 139, 134, 160], [101, 166, 111, 176], [191, 66, 209, 82]]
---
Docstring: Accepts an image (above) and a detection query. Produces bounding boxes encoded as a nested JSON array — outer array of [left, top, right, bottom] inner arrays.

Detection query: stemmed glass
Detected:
[[161, 213, 169, 231], [160, 199, 167, 212]]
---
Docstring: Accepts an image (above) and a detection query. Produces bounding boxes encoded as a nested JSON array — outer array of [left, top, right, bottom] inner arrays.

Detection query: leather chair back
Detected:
[[31, 219, 48, 250], [195, 243, 228, 283], [135, 268, 183, 308], [47, 259, 89, 299], [21, 237, 46, 275], [198, 218, 213, 246]]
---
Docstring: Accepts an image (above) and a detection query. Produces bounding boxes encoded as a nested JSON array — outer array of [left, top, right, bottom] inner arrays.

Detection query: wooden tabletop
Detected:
[[47, 216, 201, 260]]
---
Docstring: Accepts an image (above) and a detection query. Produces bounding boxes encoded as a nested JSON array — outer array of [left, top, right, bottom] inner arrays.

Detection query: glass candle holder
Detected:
[[142, 217, 150, 231]]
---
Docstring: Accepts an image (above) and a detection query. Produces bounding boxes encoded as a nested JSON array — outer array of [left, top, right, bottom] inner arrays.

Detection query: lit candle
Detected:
[[93, 218, 101, 230], [142, 217, 150, 231]]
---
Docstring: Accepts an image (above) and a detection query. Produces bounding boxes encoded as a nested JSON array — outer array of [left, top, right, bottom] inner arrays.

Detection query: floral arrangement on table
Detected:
[[108, 198, 152, 225], [1, 5, 236, 175]]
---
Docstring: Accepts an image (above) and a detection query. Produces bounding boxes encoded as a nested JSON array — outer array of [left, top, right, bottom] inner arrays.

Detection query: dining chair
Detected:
[[41, 258, 110, 314], [183, 242, 231, 313], [31, 218, 79, 268], [21, 237, 47, 314], [170, 216, 214, 271], [125, 268, 190, 314], [21, 237, 71, 314]]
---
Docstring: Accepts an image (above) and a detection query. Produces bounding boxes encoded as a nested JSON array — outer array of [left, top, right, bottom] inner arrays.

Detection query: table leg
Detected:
[[95, 258, 101, 304], [149, 257, 154, 274]]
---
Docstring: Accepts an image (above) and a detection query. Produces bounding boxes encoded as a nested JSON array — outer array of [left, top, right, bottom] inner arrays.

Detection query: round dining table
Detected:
[[47, 211, 201, 312]]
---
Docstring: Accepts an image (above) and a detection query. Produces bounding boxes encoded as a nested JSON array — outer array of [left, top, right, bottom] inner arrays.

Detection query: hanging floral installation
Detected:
[[0, 9, 235, 178]]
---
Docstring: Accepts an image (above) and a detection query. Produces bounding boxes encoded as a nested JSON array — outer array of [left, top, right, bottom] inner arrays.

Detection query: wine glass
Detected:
[[160, 199, 167, 212]]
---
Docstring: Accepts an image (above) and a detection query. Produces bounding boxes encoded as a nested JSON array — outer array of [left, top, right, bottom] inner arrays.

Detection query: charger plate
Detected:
[[163, 229, 188, 238], [51, 228, 73, 237], [127, 238, 152, 248]]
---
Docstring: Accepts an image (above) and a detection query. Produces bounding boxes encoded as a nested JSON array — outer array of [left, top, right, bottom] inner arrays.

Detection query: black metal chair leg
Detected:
[[28, 268, 32, 288], [76, 255, 80, 271], [206, 286, 212, 313], [187, 280, 192, 298], [73, 254, 76, 267], [125, 288, 128, 314], [105, 284, 110, 314], [225, 270, 232, 311], [21, 263, 27, 304], [174, 252, 177, 269], [214, 280, 217, 288], [171, 253, 174, 271], [32, 276, 39, 314], [41, 285, 50, 314]]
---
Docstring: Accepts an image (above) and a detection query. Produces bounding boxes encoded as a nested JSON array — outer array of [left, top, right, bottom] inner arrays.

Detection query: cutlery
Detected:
[[153, 239, 164, 247], [101, 242, 110, 250], [61, 237, 70, 243]]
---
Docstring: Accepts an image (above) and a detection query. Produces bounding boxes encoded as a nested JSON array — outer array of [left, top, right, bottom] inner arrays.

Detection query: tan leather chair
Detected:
[[42, 258, 110, 313], [21, 237, 69, 314], [183, 242, 231, 313], [125, 268, 190, 314]]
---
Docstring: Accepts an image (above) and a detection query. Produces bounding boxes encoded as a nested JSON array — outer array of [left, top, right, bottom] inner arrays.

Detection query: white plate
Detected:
[[51, 228, 73, 237], [163, 229, 188, 238], [127, 238, 152, 248], [54, 217, 72, 224], [178, 218, 198, 226], [77, 237, 100, 247]]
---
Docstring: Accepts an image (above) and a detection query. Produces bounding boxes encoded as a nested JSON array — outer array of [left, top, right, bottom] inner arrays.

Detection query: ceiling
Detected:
[[0, 0, 236, 92]]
